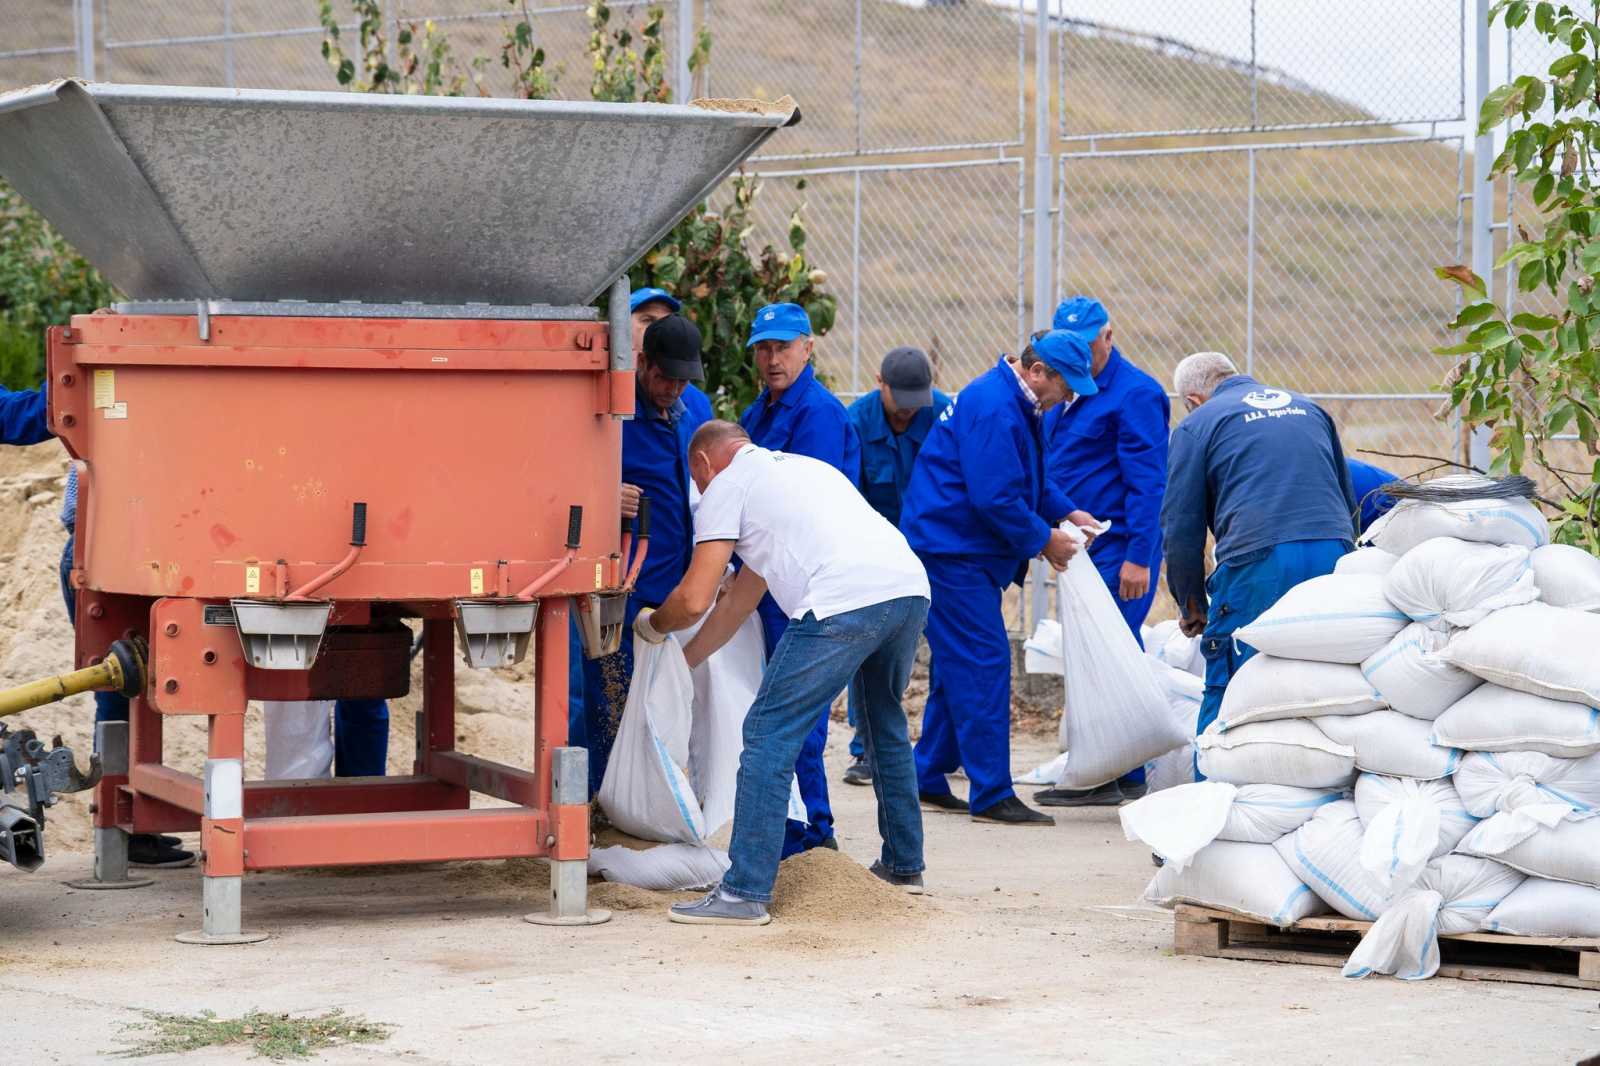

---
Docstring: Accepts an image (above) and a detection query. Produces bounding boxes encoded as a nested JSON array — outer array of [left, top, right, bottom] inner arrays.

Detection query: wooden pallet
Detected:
[[1174, 904, 1600, 990]]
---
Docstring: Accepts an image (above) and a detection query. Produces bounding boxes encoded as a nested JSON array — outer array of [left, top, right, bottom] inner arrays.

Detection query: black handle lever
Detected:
[[350, 501, 368, 547], [566, 505, 583, 551], [637, 496, 651, 540]]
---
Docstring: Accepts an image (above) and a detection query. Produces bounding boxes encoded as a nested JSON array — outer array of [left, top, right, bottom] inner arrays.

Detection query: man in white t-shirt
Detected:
[[635, 419, 931, 926]]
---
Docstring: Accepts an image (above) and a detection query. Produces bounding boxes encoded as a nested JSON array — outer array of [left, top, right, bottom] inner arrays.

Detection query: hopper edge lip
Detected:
[[4, 79, 796, 129]]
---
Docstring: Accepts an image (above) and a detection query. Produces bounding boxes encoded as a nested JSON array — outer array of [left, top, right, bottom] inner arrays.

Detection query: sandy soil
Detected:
[[2, 728, 1595, 1066]]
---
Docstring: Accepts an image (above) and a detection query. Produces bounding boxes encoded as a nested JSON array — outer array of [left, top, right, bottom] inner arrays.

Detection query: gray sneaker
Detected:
[[869, 859, 925, 895], [668, 888, 772, 926]]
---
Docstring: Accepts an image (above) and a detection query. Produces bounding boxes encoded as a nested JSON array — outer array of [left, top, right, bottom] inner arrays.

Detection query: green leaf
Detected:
[[1519, 258, 1547, 292], [1534, 172, 1556, 205], [1433, 342, 1483, 356], [1515, 131, 1536, 171], [1495, 240, 1545, 268], [1551, 52, 1586, 77], [1436, 265, 1488, 297], [1478, 85, 1518, 134], [1581, 243, 1600, 274], [1450, 301, 1499, 329], [1469, 320, 1513, 346], [1511, 311, 1560, 330]]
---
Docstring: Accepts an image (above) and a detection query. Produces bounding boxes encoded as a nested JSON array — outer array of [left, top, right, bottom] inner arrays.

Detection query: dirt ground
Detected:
[[1, 727, 1594, 1065]]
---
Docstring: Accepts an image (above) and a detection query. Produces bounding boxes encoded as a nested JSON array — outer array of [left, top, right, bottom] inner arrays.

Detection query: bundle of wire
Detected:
[[1379, 473, 1536, 503]]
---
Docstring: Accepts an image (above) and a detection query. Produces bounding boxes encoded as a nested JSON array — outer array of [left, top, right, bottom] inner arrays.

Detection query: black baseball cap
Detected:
[[880, 346, 934, 410], [643, 314, 705, 381]]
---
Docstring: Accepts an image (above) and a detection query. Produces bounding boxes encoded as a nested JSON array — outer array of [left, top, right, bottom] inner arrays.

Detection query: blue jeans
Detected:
[[915, 556, 1015, 813], [567, 613, 588, 756], [1089, 533, 1163, 788], [756, 595, 836, 856], [62, 532, 389, 775], [1195, 539, 1351, 773], [723, 596, 927, 902]]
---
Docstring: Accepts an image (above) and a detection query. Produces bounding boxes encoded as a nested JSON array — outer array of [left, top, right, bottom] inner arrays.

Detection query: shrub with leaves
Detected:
[[1439, 0, 1600, 548], [319, 0, 832, 415]]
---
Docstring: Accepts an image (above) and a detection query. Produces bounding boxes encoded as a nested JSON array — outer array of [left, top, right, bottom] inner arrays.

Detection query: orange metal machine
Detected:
[[0, 79, 795, 942]]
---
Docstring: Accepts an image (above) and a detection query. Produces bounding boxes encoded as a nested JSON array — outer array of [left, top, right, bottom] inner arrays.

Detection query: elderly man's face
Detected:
[[753, 336, 813, 397], [631, 302, 674, 357], [1025, 362, 1072, 409], [639, 358, 690, 415]]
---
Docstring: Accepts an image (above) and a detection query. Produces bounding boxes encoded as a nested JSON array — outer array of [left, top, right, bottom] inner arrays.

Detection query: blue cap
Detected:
[[1031, 330, 1099, 397], [1052, 296, 1108, 341], [746, 302, 813, 347], [629, 287, 682, 313]]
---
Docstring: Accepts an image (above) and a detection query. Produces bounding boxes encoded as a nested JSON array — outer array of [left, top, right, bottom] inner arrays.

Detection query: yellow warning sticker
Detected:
[[595, 562, 604, 589], [92, 369, 115, 409], [244, 565, 260, 594], [470, 567, 485, 596]]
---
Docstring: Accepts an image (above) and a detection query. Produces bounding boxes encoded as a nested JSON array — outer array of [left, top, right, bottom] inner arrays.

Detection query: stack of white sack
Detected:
[[1018, 523, 1196, 791], [594, 614, 806, 891], [1154, 481, 1600, 979]]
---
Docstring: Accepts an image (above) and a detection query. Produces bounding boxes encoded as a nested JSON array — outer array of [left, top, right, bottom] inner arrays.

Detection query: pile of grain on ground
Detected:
[[767, 846, 919, 921]]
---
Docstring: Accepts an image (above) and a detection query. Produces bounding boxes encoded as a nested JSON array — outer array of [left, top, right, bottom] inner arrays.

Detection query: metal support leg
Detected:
[[177, 715, 267, 944], [525, 745, 610, 927], [67, 721, 152, 890]]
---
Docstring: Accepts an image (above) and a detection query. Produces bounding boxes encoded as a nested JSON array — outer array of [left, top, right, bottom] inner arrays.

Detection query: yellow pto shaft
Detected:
[[0, 639, 145, 720]]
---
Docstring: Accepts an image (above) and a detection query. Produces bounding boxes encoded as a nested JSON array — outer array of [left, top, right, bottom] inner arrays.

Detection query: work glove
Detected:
[[633, 607, 667, 645]]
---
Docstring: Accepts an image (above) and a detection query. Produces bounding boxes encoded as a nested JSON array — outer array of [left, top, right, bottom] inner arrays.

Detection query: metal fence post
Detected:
[[74, 0, 95, 79], [1246, 146, 1256, 374], [223, 0, 236, 88], [1468, 0, 1493, 471], [1028, 0, 1054, 632], [674, 0, 694, 102]]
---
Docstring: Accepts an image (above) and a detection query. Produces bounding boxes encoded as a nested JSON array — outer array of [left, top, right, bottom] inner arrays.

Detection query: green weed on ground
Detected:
[[114, 1008, 391, 1060]]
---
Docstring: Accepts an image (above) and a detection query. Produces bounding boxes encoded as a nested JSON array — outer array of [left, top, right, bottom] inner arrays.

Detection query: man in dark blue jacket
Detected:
[[1037, 298, 1170, 807], [740, 302, 861, 855], [579, 312, 712, 794], [1347, 457, 1400, 533], [839, 346, 951, 786], [1161, 352, 1359, 752], [901, 331, 1101, 826]]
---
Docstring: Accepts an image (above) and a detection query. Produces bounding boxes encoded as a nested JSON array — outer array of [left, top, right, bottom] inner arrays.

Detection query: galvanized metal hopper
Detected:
[[0, 80, 797, 308]]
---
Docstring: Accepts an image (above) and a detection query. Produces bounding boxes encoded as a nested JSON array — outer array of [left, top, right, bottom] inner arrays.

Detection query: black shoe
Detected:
[[919, 791, 969, 813], [971, 796, 1055, 826], [842, 756, 873, 786], [1035, 781, 1135, 808], [155, 834, 184, 848], [1152, 852, 1165, 868], [869, 859, 925, 895], [128, 834, 196, 869], [819, 835, 839, 851]]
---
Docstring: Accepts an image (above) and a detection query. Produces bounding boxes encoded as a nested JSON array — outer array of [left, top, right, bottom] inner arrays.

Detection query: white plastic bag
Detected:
[[1023, 619, 1064, 675], [1351, 774, 1477, 892], [1335, 546, 1400, 577], [1453, 749, 1600, 818], [1531, 543, 1600, 611], [1196, 719, 1356, 789], [1381, 537, 1536, 630], [1273, 799, 1392, 920], [1443, 603, 1600, 705], [1429, 684, 1600, 758], [1343, 855, 1524, 981], [1121, 781, 1339, 871], [1144, 839, 1329, 927], [1234, 574, 1408, 664], [1053, 524, 1185, 789], [1455, 810, 1600, 889], [1154, 628, 1204, 677], [1360, 623, 1481, 721], [1361, 478, 1549, 555], [1313, 711, 1461, 780], [262, 700, 334, 780], [587, 843, 730, 891], [1215, 655, 1382, 730], [1014, 750, 1070, 787], [1483, 878, 1600, 936]]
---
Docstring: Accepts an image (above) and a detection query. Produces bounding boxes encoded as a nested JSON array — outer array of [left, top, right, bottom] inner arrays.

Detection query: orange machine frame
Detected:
[[52, 312, 633, 934]]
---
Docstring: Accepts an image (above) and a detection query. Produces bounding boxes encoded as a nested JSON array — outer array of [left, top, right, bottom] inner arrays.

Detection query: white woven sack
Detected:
[[1197, 718, 1356, 789], [262, 700, 334, 780], [1361, 478, 1549, 555], [1154, 629, 1204, 677], [1274, 799, 1393, 921], [1351, 774, 1478, 892], [1360, 623, 1481, 721], [1343, 855, 1524, 981], [1215, 655, 1382, 731], [1313, 711, 1461, 780], [1234, 573, 1408, 664], [587, 843, 729, 891], [1053, 524, 1185, 788], [1023, 618, 1064, 675], [1453, 749, 1600, 818], [1382, 537, 1537, 630], [1483, 878, 1600, 937], [1120, 781, 1339, 871], [1142, 659, 1203, 793], [1443, 603, 1600, 705], [1430, 684, 1600, 758], [1335, 546, 1400, 577], [1531, 544, 1600, 611], [1455, 810, 1600, 888], [1144, 839, 1329, 927]]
